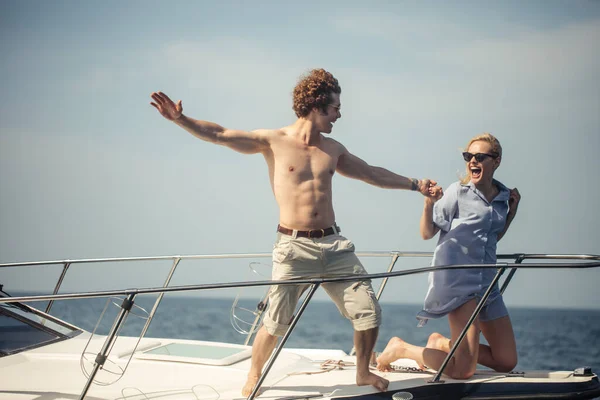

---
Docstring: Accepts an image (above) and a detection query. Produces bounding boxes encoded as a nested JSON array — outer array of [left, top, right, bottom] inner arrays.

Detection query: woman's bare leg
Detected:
[[479, 316, 518, 372], [423, 316, 517, 373], [377, 299, 481, 379]]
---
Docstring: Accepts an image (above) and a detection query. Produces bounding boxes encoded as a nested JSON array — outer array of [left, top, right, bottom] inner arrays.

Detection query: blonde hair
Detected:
[[459, 132, 502, 184]]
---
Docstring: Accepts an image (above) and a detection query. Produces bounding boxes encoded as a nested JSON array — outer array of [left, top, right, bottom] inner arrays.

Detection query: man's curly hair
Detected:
[[292, 69, 341, 118]]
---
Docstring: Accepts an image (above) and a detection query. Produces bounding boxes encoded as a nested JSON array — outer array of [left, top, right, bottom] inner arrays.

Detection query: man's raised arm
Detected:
[[336, 147, 435, 196], [150, 91, 268, 154]]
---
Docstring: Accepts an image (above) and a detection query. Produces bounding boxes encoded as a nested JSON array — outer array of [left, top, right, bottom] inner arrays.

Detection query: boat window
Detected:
[[0, 302, 79, 356], [2, 302, 76, 336]]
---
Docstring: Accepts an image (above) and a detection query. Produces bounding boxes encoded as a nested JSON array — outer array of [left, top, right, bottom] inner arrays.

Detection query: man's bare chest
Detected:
[[272, 146, 338, 180]]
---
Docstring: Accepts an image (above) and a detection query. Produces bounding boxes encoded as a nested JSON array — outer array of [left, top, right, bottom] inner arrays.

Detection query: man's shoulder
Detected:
[[323, 136, 346, 152], [324, 136, 343, 145]]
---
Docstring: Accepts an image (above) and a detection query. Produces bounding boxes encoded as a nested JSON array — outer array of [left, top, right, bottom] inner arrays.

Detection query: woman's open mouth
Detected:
[[470, 167, 482, 179]]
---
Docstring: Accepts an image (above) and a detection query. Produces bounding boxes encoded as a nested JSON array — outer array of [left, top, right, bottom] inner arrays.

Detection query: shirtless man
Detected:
[[150, 68, 435, 396]]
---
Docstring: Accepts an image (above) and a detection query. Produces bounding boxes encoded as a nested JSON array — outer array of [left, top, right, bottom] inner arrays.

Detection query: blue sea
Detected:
[[22, 294, 600, 374]]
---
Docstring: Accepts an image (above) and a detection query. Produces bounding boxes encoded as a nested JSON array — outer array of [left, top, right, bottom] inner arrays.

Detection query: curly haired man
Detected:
[[151, 68, 436, 395]]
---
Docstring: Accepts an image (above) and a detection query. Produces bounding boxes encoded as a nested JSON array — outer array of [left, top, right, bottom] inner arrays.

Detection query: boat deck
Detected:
[[1, 334, 597, 400]]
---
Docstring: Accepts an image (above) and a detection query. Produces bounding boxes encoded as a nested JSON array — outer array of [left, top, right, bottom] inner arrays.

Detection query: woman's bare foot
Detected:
[[427, 332, 450, 352], [242, 374, 262, 397], [416, 332, 450, 369], [376, 337, 406, 372], [357, 370, 389, 392]]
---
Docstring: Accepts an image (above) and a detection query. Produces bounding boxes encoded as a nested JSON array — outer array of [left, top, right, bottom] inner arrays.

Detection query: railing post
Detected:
[[247, 283, 320, 400], [430, 266, 507, 383], [138, 257, 181, 339], [244, 291, 270, 346], [500, 254, 525, 295], [375, 253, 400, 301], [78, 293, 137, 400], [46, 262, 71, 313]]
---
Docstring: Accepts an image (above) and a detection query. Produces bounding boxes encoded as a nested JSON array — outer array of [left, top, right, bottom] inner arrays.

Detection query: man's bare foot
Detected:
[[357, 370, 389, 392], [376, 337, 406, 372], [242, 374, 262, 397]]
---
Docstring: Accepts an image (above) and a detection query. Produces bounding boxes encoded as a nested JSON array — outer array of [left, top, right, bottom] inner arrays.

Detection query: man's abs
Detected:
[[274, 179, 336, 230]]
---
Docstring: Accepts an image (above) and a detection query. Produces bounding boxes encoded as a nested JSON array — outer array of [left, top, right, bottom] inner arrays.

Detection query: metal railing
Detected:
[[1, 252, 599, 399]]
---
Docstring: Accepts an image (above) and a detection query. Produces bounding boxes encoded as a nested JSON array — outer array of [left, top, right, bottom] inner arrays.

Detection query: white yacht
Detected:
[[1, 251, 599, 400]]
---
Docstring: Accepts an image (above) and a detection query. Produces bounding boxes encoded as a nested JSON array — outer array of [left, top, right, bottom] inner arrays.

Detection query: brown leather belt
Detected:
[[277, 224, 340, 238]]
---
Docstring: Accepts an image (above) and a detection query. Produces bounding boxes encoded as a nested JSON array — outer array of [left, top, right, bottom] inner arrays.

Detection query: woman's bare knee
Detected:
[[449, 366, 476, 379], [447, 357, 477, 379], [495, 356, 518, 373]]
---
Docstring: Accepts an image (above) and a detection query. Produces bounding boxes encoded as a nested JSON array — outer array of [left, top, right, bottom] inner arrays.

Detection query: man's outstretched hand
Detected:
[[150, 92, 183, 121]]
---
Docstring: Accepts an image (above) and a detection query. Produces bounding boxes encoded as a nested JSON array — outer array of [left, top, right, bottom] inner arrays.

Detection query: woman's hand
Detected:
[[425, 185, 444, 205], [508, 188, 520, 217]]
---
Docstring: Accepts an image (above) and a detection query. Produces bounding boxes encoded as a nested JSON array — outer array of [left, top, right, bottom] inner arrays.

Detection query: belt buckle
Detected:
[[308, 229, 325, 239]]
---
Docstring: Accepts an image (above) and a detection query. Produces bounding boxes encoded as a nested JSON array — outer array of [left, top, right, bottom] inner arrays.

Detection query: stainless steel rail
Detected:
[[0, 251, 426, 313], [0, 251, 430, 268], [1, 252, 599, 400], [2, 257, 599, 305]]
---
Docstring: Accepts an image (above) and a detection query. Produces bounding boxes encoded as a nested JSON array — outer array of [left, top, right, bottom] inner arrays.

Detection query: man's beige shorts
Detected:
[[262, 232, 382, 337]]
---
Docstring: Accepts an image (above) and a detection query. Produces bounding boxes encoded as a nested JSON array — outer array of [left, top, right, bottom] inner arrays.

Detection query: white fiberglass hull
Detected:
[[1, 333, 598, 400]]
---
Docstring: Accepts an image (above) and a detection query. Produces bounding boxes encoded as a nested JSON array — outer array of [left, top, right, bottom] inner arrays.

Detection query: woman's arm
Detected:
[[498, 188, 521, 241]]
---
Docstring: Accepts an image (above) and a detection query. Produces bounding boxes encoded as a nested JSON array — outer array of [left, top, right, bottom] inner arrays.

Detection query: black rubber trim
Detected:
[[333, 377, 600, 400]]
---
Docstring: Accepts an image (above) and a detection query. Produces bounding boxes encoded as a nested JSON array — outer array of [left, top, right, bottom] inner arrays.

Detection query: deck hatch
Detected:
[[135, 342, 252, 366]]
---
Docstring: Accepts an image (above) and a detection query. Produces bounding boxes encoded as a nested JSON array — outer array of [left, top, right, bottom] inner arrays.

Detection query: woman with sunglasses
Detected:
[[376, 132, 521, 379]]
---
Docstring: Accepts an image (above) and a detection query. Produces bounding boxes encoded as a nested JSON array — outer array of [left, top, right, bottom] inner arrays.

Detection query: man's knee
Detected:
[[345, 289, 382, 328], [262, 314, 291, 337], [350, 307, 382, 331], [258, 325, 279, 339]]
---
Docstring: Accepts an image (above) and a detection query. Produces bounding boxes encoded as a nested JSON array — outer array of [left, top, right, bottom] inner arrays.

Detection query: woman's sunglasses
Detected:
[[462, 152, 498, 162]]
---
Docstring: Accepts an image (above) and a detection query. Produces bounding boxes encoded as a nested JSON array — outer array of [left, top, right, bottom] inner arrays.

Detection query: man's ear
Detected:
[[313, 107, 327, 116]]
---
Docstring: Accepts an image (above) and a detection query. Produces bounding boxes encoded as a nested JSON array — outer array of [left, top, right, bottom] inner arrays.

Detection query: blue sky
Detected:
[[1, 1, 599, 309]]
